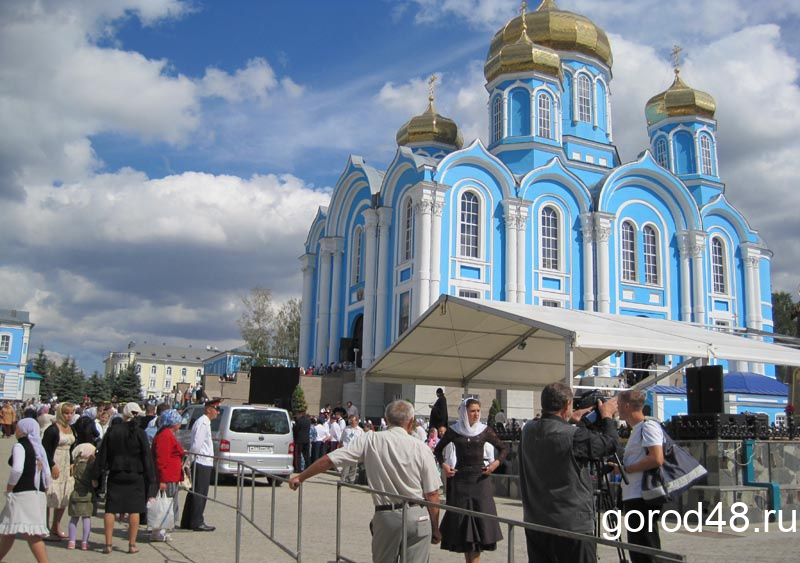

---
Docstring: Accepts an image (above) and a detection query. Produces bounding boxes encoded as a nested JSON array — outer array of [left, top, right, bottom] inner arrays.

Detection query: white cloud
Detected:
[[200, 57, 302, 104]]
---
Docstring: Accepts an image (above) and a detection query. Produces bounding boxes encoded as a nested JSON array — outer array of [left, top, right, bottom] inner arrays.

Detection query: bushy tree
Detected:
[[112, 362, 143, 403], [274, 298, 301, 364], [53, 357, 85, 403], [86, 371, 110, 403], [291, 384, 307, 414], [772, 291, 799, 382], [237, 287, 276, 367]]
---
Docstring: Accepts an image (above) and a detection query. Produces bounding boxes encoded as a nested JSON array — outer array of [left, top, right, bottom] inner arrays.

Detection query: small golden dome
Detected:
[[644, 71, 717, 126], [484, 3, 562, 83], [396, 76, 463, 149], [485, 0, 613, 83]]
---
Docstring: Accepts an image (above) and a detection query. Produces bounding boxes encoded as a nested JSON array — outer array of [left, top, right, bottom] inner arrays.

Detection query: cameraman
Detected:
[[519, 382, 619, 563]]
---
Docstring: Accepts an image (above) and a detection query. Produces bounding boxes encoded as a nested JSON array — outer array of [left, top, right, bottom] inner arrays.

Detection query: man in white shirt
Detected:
[[290, 401, 442, 563], [495, 408, 507, 431], [345, 401, 359, 420], [180, 398, 221, 532], [339, 415, 365, 483], [328, 412, 344, 451]]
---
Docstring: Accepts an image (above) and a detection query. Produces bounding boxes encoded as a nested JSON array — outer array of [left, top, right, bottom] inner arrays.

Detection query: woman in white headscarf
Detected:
[[434, 398, 508, 563], [0, 417, 52, 562]]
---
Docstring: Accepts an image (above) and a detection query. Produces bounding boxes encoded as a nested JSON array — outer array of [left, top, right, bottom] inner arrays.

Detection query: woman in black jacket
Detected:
[[95, 402, 154, 554]]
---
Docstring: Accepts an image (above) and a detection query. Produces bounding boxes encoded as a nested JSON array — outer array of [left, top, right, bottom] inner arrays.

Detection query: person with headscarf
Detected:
[[433, 398, 508, 562], [427, 427, 439, 451], [151, 409, 185, 534], [42, 402, 76, 541], [0, 418, 52, 562], [94, 402, 154, 554], [67, 443, 96, 550]]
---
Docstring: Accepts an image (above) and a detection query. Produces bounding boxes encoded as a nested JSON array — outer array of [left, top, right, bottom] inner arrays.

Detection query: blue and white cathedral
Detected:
[[299, 1, 773, 416]]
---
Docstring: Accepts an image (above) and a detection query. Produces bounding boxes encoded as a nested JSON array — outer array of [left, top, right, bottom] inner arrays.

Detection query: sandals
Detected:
[[128, 544, 139, 554], [66, 541, 76, 550], [81, 541, 89, 550], [103, 544, 113, 554]]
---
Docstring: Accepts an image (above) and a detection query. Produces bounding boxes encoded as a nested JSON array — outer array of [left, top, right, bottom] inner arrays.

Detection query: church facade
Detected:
[[299, 1, 774, 414]]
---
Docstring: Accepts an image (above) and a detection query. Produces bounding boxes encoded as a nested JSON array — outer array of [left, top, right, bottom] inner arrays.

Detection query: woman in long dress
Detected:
[[42, 402, 75, 540], [0, 418, 52, 562], [434, 398, 508, 563]]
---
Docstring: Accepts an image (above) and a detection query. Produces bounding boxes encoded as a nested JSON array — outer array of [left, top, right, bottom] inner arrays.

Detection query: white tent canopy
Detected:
[[365, 295, 800, 391]]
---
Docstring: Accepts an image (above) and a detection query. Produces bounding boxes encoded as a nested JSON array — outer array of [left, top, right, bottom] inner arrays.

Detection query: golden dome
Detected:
[[644, 71, 717, 126], [396, 77, 463, 150], [485, 0, 613, 83], [484, 3, 562, 83]]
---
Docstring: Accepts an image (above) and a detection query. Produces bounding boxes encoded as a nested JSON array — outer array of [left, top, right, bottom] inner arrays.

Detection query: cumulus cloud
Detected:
[[200, 57, 304, 104]]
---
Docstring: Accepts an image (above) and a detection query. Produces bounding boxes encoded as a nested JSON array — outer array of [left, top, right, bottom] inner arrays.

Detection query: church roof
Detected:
[[645, 71, 716, 126]]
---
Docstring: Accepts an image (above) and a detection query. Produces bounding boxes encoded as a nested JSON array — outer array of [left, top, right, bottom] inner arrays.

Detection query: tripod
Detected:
[[592, 453, 628, 563]]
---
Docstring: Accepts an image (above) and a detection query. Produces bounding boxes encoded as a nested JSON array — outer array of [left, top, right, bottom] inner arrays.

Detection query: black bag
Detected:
[[641, 429, 707, 507]]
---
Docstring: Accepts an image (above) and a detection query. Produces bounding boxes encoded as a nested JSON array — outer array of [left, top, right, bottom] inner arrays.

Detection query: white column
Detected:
[[516, 211, 528, 304], [677, 233, 692, 322], [315, 240, 333, 365], [742, 244, 767, 374], [361, 209, 379, 366], [327, 238, 345, 363], [375, 207, 393, 358], [594, 213, 613, 314], [429, 194, 445, 304], [414, 196, 433, 318], [689, 231, 707, 324], [299, 253, 316, 369], [580, 213, 595, 311], [502, 200, 518, 303]]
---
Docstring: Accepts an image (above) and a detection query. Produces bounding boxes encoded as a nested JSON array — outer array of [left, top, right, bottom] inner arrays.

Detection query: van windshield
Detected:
[[229, 409, 289, 434]]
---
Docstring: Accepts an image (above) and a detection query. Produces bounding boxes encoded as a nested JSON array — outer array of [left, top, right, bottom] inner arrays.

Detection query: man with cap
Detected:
[[429, 388, 448, 431], [180, 398, 221, 532]]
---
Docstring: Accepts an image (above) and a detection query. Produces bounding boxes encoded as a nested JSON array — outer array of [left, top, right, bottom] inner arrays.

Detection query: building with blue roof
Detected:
[[0, 309, 34, 400]]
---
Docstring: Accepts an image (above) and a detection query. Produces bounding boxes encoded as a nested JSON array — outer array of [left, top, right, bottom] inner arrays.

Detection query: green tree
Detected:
[[85, 371, 110, 403], [291, 384, 308, 414], [274, 298, 302, 365], [33, 346, 58, 401], [53, 357, 85, 403], [772, 291, 799, 382], [237, 287, 276, 367], [488, 398, 500, 427], [112, 362, 143, 403]]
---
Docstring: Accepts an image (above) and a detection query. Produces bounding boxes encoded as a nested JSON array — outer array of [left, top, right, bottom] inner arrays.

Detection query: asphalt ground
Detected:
[[0, 437, 796, 562]]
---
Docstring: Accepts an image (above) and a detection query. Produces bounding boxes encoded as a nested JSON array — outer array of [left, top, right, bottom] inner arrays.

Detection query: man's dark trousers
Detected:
[[525, 529, 596, 563], [181, 463, 212, 529]]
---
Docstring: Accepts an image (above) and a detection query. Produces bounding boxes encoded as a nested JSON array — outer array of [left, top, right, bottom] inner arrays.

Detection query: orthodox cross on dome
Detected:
[[520, 2, 529, 34], [428, 74, 437, 103], [671, 44, 683, 75], [520, 2, 528, 17]]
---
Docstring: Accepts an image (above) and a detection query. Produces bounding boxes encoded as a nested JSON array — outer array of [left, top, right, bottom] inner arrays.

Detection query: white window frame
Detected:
[[700, 134, 713, 175], [196, 368, 202, 377], [149, 378, 157, 389], [459, 191, 480, 258], [402, 198, 413, 263], [166, 366, 173, 376], [642, 225, 659, 285], [351, 226, 363, 284], [164, 378, 171, 389], [541, 299, 562, 308], [398, 291, 411, 335], [492, 96, 503, 143], [621, 221, 637, 282], [711, 237, 727, 294], [537, 92, 552, 139], [577, 74, 592, 123], [540, 206, 559, 271], [458, 289, 480, 299], [150, 365, 157, 375], [0, 334, 10, 354], [655, 137, 669, 169]]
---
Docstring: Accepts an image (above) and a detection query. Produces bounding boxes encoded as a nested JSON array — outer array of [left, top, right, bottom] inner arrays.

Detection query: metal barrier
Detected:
[[333, 480, 686, 563], [188, 453, 303, 562]]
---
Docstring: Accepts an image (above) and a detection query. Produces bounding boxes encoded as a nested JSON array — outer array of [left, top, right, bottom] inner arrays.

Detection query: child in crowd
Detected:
[[67, 443, 96, 550]]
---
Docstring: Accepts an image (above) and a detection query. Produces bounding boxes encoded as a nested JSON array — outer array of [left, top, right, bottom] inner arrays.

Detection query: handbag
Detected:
[[178, 459, 192, 491], [641, 428, 707, 507], [147, 491, 175, 532]]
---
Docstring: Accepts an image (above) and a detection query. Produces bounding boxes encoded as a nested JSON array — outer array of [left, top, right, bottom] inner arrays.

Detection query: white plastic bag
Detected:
[[147, 491, 174, 533]]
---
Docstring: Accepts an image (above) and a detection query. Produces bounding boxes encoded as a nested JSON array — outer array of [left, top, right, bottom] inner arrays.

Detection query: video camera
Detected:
[[573, 390, 610, 427]]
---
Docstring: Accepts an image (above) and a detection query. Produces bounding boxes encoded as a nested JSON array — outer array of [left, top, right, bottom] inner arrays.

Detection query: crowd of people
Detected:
[[0, 395, 223, 561]]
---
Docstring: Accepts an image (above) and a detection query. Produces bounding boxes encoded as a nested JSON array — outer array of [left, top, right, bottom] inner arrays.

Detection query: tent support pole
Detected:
[[360, 369, 368, 420], [565, 335, 574, 389]]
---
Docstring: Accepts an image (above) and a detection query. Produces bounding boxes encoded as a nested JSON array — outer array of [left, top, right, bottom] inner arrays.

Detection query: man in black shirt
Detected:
[[292, 410, 312, 472], [428, 388, 448, 430], [519, 382, 619, 563]]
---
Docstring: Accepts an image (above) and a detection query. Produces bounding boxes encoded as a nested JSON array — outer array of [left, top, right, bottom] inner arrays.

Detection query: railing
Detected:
[[333, 480, 686, 563], [189, 453, 303, 562]]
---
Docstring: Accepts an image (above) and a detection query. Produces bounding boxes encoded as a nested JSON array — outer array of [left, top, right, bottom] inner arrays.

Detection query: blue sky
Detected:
[[1, 0, 799, 374]]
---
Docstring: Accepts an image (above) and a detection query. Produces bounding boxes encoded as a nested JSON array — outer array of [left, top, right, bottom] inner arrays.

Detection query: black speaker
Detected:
[[686, 365, 724, 415], [248, 366, 299, 408]]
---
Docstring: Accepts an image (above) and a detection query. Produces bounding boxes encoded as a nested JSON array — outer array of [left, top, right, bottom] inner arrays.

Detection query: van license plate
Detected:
[[248, 445, 273, 453]]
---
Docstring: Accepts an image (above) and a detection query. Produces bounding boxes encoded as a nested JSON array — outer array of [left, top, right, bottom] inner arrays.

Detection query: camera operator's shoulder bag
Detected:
[[641, 426, 707, 507]]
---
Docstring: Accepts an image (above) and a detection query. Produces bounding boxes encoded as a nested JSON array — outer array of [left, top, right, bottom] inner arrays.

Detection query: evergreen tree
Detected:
[[112, 362, 143, 403], [53, 357, 85, 403], [488, 398, 500, 427], [291, 384, 308, 413], [86, 371, 110, 403], [33, 347, 58, 402]]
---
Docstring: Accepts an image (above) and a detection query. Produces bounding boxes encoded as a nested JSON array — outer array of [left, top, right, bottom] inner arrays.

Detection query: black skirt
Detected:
[[439, 467, 502, 553], [105, 470, 146, 514]]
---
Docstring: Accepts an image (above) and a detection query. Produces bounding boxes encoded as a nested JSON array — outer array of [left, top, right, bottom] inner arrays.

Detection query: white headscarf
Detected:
[[450, 398, 487, 437], [17, 418, 52, 490]]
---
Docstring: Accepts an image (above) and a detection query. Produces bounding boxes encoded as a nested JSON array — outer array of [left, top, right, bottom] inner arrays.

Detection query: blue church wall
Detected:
[[673, 130, 696, 174], [509, 87, 531, 137]]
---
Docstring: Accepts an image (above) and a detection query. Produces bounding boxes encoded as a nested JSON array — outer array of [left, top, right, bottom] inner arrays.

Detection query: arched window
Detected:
[[352, 226, 363, 284], [621, 221, 637, 282], [509, 88, 531, 136], [460, 192, 480, 258], [643, 226, 659, 285], [711, 237, 727, 294], [700, 135, 713, 175], [492, 96, 503, 143], [541, 206, 559, 270], [166, 366, 173, 376], [577, 75, 592, 123], [655, 138, 669, 169], [402, 198, 413, 262], [135, 364, 141, 374], [537, 93, 552, 139], [196, 369, 202, 377], [150, 365, 157, 375]]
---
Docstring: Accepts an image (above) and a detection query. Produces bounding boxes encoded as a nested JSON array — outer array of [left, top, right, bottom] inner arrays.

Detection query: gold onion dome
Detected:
[[645, 70, 717, 126], [396, 76, 463, 149], [484, 0, 613, 83]]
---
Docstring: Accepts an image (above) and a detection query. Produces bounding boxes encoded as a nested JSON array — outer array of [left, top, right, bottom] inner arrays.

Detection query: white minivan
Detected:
[[177, 404, 294, 480]]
